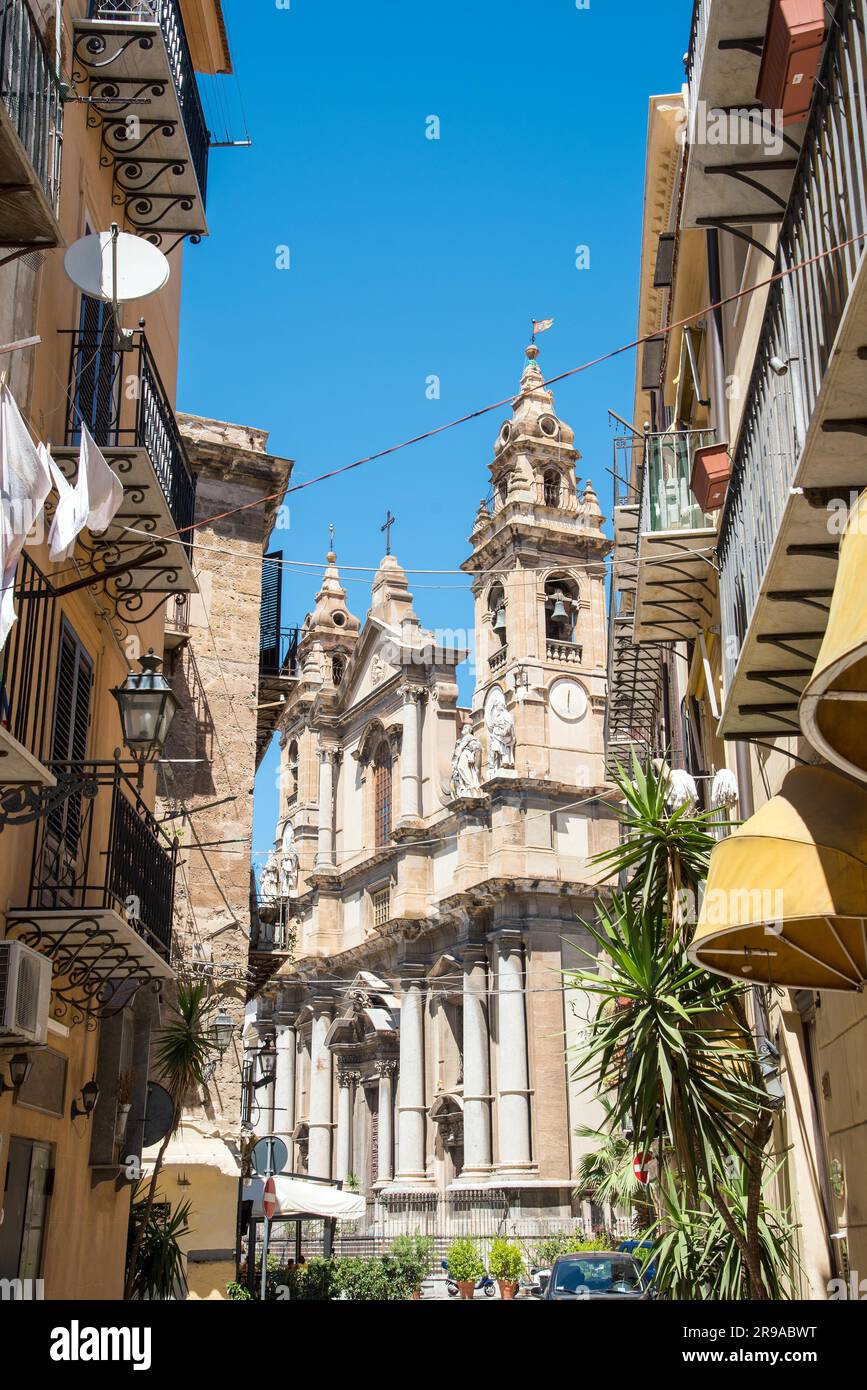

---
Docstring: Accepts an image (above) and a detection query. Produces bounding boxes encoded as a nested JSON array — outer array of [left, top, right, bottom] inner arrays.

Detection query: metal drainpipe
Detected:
[[706, 227, 755, 823]]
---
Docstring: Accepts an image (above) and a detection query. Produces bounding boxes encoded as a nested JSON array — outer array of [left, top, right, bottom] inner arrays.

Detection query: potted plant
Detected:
[[446, 1236, 485, 1300], [115, 1070, 135, 1145], [690, 441, 731, 513], [387, 1234, 435, 1299], [489, 1236, 524, 1299]]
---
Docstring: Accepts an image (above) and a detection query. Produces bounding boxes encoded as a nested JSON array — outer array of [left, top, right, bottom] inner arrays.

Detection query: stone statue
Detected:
[[260, 851, 279, 904], [279, 820, 299, 897], [485, 693, 516, 774], [451, 719, 482, 797]]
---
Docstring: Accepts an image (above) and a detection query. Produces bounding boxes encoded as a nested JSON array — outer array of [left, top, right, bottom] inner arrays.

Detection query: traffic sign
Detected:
[[633, 1152, 657, 1184], [251, 1135, 288, 1177], [263, 1176, 277, 1221]]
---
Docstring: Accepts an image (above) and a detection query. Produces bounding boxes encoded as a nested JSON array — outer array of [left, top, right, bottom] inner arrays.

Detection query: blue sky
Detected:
[[176, 0, 689, 862]]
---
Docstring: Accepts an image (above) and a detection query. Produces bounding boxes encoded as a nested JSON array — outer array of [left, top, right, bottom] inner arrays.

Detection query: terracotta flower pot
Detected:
[[690, 442, 731, 513], [458, 1280, 476, 1300], [498, 1279, 519, 1300]]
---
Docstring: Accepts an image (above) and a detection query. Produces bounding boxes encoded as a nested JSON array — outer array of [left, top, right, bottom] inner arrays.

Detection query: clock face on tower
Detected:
[[549, 677, 588, 722]]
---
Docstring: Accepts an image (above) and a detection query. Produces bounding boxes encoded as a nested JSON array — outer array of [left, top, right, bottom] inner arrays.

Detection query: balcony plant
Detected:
[[445, 1237, 485, 1299], [569, 757, 788, 1301], [488, 1237, 524, 1299], [690, 442, 731, 513]]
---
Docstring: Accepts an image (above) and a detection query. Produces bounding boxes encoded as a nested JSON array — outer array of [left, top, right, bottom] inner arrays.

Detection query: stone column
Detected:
[[307, 1000, 334, 1179], [398, 687, 424, 825], [396, 968, 427, 1183], [274, 1020, 297, 1149], [494, 930, 533, 1173], [336, 1066, 357, 1183], [461, 941, 492, 1177], [376, 1060, 397, 1184], [315, 747, 338, 872]]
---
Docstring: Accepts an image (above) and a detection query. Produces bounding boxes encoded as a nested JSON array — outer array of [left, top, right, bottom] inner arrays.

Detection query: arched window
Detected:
[[545, 579, 577, 642], [331, 654, 344, 686], [488, 583, 506, 649], [373, 740, 393, 847], [286, 741, 299, 805], [543, 469, 561, 507], [497, 477, 508, 510]]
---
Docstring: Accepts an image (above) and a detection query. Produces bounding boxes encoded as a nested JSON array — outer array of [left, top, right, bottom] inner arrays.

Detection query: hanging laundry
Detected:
[[48, 423, 123, 562], [0, 383, 52, 650]]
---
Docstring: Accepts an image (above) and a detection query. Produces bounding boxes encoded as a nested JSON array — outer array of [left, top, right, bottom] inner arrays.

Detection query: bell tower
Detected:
[[462, 342, 611, 788]]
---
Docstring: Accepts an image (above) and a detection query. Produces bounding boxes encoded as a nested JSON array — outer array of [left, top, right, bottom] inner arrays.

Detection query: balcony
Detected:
[[0, 0, 63, 247], [257, 622, 300, 767], [248, 881, 294, 998], [4, 762, 177, 1022], [51, 327, 197, 612], [546, 639, 583, 665], [71, 1, 210, 248], [634, 430, 719, 644], [0, 554, 58, 785], [682, 0, 810, 238], [606, 436, 664, 761], [718, 0, 867, 737]]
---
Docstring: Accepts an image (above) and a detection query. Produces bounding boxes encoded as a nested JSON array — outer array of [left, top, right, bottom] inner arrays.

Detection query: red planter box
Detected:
[[690, 443, 731, 513], [756, 0, 826, 125]]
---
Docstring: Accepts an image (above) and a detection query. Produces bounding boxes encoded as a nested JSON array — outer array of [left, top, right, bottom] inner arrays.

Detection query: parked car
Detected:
[[542, 1251, 650, 1301]]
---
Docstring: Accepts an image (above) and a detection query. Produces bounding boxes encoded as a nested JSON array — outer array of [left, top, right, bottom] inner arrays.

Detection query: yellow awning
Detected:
[[800, 488, 867, 781], [690, 766, 867, 991]]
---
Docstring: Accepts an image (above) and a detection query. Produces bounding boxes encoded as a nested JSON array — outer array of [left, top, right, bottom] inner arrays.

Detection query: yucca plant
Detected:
[[651, 1166, 800, 1300], [575, 1096, 656, 1230], [126, 1186, 193, 1301], [124, 980, 218, 1300], [570, 756, 780, 1300]]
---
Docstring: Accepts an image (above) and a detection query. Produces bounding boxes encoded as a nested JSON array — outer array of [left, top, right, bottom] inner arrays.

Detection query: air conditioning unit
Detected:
[[0, 941, 52, 1047]]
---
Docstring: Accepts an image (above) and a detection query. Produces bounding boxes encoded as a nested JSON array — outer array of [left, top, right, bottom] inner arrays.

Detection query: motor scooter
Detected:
[[442, 1260, 497, 1297]]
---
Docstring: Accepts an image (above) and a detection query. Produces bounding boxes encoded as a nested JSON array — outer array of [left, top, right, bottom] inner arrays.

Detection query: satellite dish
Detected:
[[142, 1082, 175, 1148], [64, 230, 171, 304]]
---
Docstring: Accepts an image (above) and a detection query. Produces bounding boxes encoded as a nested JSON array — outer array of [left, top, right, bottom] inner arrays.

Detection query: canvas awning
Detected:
[[800, 488, 867, 782], [690, 766, 867, 991], [245, 1176, 365, 1222]]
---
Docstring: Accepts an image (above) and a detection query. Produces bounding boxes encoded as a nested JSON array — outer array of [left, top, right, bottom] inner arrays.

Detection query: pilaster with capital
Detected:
[[375, 1058, 398, 1185], [336, 1066, 360, 1183], [307, 998, 335, 1178], [493, 929, 534, 1174], [398, 685, 426, 826], [314, 746, 340, 872], [395, 965, 429, 1184], [459, 941, 493, 1179]]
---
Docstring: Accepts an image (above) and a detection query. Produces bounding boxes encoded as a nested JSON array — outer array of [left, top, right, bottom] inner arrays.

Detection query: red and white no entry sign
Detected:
[[263, 1175, 277, 1220], [633, 1153, 654, 1184]]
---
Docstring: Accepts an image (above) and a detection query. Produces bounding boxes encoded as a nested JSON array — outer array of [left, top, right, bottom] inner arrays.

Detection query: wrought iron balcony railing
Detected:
[[0, 553, 58, 770], [63, 327, 196, 550], [717, 0, 867, 689], [639, 430, 717, 536], [259, 626, 301, 679], [86, 0, 209, 204], [0, 0, 63, 220], [15, 761, 177, 963]]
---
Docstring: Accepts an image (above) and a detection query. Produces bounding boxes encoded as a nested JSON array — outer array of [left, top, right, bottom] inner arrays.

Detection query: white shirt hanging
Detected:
[[48, 423, 123, 562], [0, 383, 52, 650]]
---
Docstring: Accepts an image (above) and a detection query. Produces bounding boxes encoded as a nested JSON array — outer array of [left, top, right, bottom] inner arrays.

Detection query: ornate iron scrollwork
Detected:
[[0, 771, 100, 833]]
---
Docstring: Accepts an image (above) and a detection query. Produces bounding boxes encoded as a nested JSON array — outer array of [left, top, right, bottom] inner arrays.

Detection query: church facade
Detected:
[[250, 345, 618, 1238]]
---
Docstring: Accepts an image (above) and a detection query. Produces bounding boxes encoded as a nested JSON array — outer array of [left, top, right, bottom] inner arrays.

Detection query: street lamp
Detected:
[[71, 1077, 100, 1120], [0, 1052, 34, 1095], [209, 1011, 235, 1055], [111, 649, 179, 785], [252, 1036, 277, 1090]]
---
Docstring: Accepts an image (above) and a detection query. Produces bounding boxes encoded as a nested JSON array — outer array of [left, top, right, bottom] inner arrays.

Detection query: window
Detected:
[[488, 584, 506, 650], [0, 1139, 53, 1283], [373, 741, 393, 847], [74, 292, 119, 446], [46, 621, 92, 873], [543, 469, 561, 507], [372, 886, 391, 928], [332, 655, 344, 686], [286, 741, 299, 805], [545, 580, 576, 643]]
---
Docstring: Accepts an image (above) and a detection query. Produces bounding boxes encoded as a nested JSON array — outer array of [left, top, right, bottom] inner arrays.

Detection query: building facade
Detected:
[[611, 0, 867, 1297], [0, 0, 235, 1300], [248, 346, 619, 1241], [150, 414, 293, 1300]]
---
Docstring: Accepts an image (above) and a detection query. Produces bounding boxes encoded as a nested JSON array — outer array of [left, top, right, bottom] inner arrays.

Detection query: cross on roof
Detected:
[[381, 510, 396, 555]]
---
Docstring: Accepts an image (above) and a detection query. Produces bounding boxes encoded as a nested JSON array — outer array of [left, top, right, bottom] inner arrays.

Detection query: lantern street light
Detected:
[[209, 1011, 235, 1055], [252, 1036, 277, 1090], [0, 1052, 34, 1095], [111, 649, 179, 786]]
